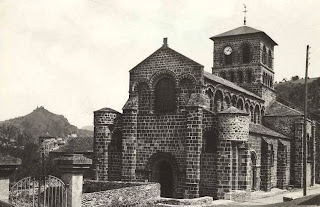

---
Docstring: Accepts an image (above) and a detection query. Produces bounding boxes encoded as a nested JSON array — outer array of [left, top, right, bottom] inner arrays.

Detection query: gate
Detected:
[[9, 175, 67, 207]]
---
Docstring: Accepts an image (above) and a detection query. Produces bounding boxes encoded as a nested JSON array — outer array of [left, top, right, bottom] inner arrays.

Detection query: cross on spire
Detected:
[[243, 4, 248, 25]]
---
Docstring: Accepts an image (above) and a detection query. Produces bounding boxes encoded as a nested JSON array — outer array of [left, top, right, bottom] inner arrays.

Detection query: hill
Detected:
[[275, 77, 320, 118], [0, 106, 92, 144], [81, 125, 94, 131]]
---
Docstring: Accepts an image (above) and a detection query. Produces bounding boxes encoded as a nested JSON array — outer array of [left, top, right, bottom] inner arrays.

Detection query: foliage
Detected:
[[275, 77, 320, 117]]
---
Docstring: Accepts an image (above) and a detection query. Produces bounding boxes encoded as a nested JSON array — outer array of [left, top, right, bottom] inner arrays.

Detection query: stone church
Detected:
[[93, 25, 319, 199]]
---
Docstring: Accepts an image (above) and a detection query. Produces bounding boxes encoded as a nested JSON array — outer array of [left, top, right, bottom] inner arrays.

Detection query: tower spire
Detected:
[[243, 4, 248, 25]]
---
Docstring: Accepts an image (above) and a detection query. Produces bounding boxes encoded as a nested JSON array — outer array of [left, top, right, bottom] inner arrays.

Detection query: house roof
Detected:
[[52, 137, 93, 153], [204, 71, 262, 100], [210, 26, 278, 46], [0, 153, 21, 165], [265, 101, 303, 116], [249, 123, 289, 139]]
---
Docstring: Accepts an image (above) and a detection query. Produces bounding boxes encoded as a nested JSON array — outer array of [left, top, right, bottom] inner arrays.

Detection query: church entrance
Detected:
[[147, 152, 178, 198], [158, 161, 174, 197]]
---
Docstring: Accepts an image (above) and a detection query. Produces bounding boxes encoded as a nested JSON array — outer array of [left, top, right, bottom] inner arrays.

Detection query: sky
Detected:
[[0, 0, 319, 128]]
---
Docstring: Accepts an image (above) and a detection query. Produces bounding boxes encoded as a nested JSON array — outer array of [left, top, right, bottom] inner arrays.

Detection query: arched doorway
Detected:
[[147, 152, 178, 198], [158, 161, 174, 197]]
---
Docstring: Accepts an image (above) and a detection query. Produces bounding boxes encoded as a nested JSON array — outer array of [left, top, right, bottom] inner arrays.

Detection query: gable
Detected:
[[129, 45, 204, 86]]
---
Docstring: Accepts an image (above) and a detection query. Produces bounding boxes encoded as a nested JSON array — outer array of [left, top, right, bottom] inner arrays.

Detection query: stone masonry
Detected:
[[93, 25, 319, 200]]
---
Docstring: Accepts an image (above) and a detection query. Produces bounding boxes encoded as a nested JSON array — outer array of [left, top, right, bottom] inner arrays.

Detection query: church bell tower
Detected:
[[210, 25, 278, 107]]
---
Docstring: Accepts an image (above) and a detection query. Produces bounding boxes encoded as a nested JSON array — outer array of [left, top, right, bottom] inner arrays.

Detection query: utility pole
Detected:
[[303, 45, 310, 196]]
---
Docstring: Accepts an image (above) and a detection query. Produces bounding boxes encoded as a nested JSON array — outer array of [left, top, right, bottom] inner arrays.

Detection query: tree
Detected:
[[291, 75, 299, 81]]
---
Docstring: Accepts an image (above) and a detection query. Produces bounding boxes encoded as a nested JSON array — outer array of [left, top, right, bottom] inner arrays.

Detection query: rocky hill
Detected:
[[0, 106, 92, 144]]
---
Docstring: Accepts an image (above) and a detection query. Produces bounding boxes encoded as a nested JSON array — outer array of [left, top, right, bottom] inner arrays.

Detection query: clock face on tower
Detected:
[[224, 46, 232, 55]]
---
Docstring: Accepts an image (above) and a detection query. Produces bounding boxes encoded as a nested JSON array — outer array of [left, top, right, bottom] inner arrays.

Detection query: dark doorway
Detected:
[[158, 161, 173, 197]]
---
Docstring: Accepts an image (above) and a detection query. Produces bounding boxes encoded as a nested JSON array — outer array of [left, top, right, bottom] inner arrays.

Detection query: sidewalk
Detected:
[[231, 184, 320, 206]]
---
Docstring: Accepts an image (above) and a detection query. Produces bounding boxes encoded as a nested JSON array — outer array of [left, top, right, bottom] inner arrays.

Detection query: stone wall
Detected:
[[94, 109, 122, 181], [82, 181, 160, 207]]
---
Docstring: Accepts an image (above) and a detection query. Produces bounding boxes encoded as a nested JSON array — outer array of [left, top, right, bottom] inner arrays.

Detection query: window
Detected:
[[238, 71, 244, 83], [270, 145, 274, 166], [262, 46, 267, 64], [205, 88, 214, 111], [242, 44, 251, 63], [225, 54, 232, 65], [220, 72, 226, 79], [214, 90, 223, 112], [155, 78, 176, 113], [246, 70, 252, 83], [268, 50, 272, 68], [230, 71, 235, 82]]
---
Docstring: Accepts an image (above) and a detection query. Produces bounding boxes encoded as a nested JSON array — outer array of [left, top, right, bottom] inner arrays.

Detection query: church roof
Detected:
[[265, 101, 303, 116], [204, 71, 262, 100], [219, 106, 248, 115], [210, 26, 278, 46], [249, 123, 289, 139], [130, 40, 203, 72]]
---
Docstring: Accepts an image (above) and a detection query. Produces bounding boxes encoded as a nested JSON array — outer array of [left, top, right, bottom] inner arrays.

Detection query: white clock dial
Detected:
[[224, 46, 232, 55]]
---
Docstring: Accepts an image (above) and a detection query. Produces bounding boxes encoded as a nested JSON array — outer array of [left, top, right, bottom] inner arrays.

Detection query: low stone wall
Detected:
[[224, 190, 251, 202], [82, 180, 160, 207]]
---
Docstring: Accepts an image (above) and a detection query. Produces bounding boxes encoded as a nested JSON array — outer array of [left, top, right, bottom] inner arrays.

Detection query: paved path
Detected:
[[231, 184, 320, 205]]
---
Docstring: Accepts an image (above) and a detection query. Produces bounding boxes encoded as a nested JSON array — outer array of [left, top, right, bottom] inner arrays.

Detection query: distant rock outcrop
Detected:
[[0, 106, 93, 144]]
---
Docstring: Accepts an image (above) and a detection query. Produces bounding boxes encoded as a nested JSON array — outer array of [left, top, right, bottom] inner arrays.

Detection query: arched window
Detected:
[[231, 95, 237, 107], [245, 103, 250, 113], [237, 99, 244, 110], [254, 105, 260, 124], [155, 77, 176, 113], [220, 72, 226, 79], [225, 96, 231, 109], [225, 54, 232, 65], [238, 70, 244, 83], [246, 70, 253, 83], [205, 88, 214, 111], [268, 50, 272, 68], [214, 90, 223, 112], [250, 105, 254, 122], [242, 44, 251, 63], [262, 46, 267, 64], [230, 71, 235, 82]]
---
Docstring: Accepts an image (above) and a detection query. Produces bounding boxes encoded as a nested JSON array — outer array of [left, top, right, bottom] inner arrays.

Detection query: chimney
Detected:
[[163, 37, 168, 47]]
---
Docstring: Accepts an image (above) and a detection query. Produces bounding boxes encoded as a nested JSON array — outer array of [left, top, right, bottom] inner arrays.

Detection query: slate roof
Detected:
[[52, 137, 93, 153], [94, 107, 120, 114], [130, 44, 203, 72], [210, 26, 278, 46], [249, 123, 289, 139], [204, 71, 262, 100], [265, 101, 303, 116], [219, 106, 248, 115]]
